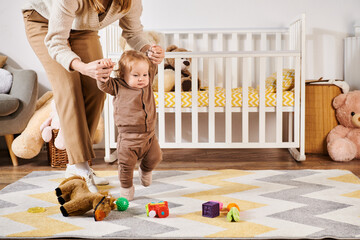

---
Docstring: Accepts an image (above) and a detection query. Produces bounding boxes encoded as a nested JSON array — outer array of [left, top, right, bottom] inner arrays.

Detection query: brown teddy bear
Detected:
[[152, 45, 201, 92], [56, 176, 116, 221], [327, 90, 360, 161]]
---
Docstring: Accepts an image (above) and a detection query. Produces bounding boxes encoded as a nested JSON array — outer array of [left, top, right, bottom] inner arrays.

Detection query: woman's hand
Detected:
[[71, 58, 115, 82], [147, 45, 165, 65]]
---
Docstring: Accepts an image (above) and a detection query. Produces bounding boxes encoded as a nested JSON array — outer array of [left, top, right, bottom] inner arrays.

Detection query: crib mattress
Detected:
[[154, 87, 294, 108]]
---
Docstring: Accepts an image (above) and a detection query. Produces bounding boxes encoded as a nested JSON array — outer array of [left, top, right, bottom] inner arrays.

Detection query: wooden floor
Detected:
[[1, 148, 360, 190]]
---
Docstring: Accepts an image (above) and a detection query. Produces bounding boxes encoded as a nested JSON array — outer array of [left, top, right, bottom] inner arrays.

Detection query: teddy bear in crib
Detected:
[[327, 90, 360, 161], [152, 45, 201, 92], [56, 176, 116, 221]]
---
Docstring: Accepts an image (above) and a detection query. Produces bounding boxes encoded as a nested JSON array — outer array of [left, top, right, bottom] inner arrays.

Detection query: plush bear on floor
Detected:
[[152, 45, 201, 92], [56, 176, 116, 221], [327, 90, 360, 161], [11, 91, 104, 159]]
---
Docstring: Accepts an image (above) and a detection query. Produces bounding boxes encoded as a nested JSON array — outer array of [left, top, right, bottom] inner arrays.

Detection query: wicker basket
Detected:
[[47, 129, 91, 168]]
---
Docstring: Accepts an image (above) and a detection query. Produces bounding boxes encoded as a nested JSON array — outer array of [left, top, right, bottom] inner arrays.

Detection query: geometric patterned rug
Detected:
[[0, 169, 360, 239]]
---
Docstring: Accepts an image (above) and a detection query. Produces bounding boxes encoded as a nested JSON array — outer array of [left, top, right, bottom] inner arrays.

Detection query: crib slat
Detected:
[[261, 33, 267, 51], [259, 34, 267, 143], [158, 61, 165, 144], [225, 58, 232, 144], [208, 58, 215, 143], [246, 33, 254, 86], [202, 33, 209, 86], [174, 33, 180, 47], [175, 58, 182, 143], [294, 56, 301, 146], [289, 27, 295, 68], [242, 57, 249, 143], [217, 33, 224, 87], [203, 33, 209, 50], [218, 33, 224, 50], [231, 33, 238, 88], [276, 33, 282, 51], [288, 112, 293, 142], [189, 33, 194, 51], [192, 58, 199, 144], [300, 15, 306, 158], [276, 57, 283, 143], [259, 57, 266, 143]]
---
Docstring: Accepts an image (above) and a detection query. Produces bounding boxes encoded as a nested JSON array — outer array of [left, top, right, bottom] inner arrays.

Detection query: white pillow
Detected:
[[0, 68, 13, 94]]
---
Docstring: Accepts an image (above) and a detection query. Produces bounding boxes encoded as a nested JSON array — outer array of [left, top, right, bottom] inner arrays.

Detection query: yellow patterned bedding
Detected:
[[154, 87, 294, 108], [154, 68, 296, 108]]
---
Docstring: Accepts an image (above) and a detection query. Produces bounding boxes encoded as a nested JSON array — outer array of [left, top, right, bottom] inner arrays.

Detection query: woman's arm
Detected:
[[119, 0, 151, 52], [45, 0, 80, 72], [71, 59, 114, 81], [45, 0, 114, 81]]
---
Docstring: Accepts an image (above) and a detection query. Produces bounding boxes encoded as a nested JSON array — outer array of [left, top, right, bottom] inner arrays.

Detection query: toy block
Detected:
[[202, 201, 219, 218]]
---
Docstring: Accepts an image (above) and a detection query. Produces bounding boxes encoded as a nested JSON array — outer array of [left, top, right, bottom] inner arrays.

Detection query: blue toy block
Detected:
[[202, 201, 220, 218]]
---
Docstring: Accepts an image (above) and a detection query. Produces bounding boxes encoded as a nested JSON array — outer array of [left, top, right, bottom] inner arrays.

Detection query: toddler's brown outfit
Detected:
[[97, 71, 162, 188]]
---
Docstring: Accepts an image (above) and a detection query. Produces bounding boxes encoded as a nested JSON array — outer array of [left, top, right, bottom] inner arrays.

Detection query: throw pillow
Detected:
[[265, 68, 295, 93], [0, 68, 13, 94]]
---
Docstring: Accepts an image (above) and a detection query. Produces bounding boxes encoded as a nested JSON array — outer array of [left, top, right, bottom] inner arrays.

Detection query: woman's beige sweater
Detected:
[[22, 0, 150, 71]]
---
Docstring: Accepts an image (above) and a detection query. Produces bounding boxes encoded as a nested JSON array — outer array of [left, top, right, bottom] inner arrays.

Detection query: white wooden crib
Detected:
[[99, 14, 306, 162]]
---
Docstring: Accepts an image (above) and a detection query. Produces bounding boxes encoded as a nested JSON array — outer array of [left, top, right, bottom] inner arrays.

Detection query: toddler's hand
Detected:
[[147, 45, 164, 65], [100, 58, 115, 69], [97, 58, 115, 82]]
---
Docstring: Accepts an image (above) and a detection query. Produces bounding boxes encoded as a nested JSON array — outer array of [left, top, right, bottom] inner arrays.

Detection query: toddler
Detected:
[[97, 50, 162, 201]]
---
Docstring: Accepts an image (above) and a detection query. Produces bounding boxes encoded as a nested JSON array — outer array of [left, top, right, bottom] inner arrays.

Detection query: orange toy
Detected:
[[227, 203, 240, 212]]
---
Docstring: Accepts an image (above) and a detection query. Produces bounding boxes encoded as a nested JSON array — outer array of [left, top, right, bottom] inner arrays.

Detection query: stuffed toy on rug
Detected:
[[152, 44, 201, 92], [327, 90, 360, 161], [56, 176, 116, 221], [12, 91, 104, 159]]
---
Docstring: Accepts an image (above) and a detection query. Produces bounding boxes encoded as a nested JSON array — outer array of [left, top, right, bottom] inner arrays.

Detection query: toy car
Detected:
[[145, 201, 169, 218]]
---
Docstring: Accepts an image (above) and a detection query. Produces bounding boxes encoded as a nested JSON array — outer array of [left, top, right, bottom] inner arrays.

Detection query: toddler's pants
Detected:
[[117, 131, 163, 188]]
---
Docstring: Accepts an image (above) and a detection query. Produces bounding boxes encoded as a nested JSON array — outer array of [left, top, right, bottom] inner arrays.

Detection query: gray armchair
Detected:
[[0, 60, 38, 166]]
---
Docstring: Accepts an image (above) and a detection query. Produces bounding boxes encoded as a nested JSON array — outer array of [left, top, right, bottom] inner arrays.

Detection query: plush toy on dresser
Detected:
[[327, 90, 360, 161], [152, 45, 201, 92]]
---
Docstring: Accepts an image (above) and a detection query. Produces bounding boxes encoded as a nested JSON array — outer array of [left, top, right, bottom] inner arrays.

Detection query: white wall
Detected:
[[0, 0, 359, 149], [140, 0, 359, 82]]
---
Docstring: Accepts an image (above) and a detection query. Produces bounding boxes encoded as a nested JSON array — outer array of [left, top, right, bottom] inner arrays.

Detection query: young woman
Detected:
[[22, 0, 164, 192]]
